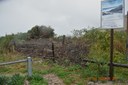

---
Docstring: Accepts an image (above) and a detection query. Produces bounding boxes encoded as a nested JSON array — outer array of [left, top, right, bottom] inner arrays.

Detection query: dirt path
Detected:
[[43, 74, 65, 85], [43, 74, 127, 85]]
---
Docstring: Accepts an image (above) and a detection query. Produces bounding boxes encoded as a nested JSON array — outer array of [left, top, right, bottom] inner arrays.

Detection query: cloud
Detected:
[[2, 0, 126, 36]]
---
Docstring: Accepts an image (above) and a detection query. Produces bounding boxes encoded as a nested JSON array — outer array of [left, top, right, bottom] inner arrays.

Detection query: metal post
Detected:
[[109, 29, 114, 81], [27, 57, 32, 77]]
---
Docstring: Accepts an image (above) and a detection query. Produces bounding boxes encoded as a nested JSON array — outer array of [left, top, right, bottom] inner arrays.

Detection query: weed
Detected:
[[8, 74, 24, 85], [0, 75, 8, 85], [0, 74, 24, 85]]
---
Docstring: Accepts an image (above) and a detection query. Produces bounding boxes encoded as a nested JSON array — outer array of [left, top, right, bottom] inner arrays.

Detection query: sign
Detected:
[[101, 0, 124, 28]]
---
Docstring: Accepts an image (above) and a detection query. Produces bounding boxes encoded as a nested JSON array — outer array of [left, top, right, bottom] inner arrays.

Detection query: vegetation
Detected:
[[0, 74, 48, 85], [0, 27, 128, 84], [0, 74, 24, 85], [0, 55, 128, 85], [28, 74, 48, 85], [0, 34, 14, 53], [83, 29, 126, 63], [71, 28, 126, 64]]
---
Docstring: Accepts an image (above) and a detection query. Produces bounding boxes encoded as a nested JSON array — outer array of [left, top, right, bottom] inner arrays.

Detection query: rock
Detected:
[[87, 81, 95, 85], [24, 80, 29, 85]]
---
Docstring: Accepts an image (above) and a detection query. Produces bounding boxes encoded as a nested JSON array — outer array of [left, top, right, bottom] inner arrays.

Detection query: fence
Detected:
[[83, 58, 128, 81], [0, 57, 32, 77]]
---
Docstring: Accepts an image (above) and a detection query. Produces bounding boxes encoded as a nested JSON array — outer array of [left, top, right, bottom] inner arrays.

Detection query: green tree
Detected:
[[28, 25, 54, 39]]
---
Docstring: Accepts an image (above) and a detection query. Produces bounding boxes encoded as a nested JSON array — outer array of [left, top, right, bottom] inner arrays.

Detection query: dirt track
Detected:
[[43, 74, 65, 85]]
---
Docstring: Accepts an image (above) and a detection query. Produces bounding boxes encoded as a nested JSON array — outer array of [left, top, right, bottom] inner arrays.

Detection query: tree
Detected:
[[27, 25, 54, 39]]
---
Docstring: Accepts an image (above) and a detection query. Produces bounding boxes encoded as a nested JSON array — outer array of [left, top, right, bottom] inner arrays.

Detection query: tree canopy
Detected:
[[27, 25, 54, 39]]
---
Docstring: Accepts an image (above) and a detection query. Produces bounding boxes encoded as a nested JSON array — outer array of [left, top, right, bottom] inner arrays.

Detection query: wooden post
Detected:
[[52, 43, 55, 62], [109, 29, 114, 81]]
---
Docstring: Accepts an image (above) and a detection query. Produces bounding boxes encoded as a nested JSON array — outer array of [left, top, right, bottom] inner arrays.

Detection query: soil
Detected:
[[43, 74, 65, 85]]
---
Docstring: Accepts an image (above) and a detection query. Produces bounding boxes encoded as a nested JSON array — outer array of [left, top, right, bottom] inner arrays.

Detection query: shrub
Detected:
[[0, 34, 14, 53]]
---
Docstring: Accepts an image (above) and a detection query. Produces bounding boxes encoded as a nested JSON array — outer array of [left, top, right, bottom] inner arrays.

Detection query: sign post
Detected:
[[109, 29, 114, 81], [101, 0, 124, 81]]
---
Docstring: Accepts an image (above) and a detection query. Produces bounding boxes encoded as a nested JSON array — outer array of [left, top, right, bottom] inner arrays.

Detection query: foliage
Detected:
[[71, 29, 87, 38], [80, 28, 126, 63], [0, 75, 8, 85], [14, 32, 27, 42], [27, 25, 54, 39], [8, 74, 24, 85]]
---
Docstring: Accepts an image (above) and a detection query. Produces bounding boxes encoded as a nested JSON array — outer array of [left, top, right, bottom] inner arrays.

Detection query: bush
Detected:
[[83, 28, 126, 63], [0, 34, 14, 53]]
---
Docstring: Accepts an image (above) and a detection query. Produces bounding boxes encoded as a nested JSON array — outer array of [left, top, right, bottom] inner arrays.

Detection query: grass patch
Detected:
[[27, 74, 48, 85], [0, 74, 24, 85], [0, 74, 48, 85]]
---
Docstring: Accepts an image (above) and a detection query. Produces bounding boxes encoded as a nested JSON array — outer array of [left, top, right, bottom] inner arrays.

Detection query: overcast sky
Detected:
[[0, 0, 127, 36]]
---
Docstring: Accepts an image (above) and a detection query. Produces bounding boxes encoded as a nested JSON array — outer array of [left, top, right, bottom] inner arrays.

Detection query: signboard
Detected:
[[101, 0, 124, 28]]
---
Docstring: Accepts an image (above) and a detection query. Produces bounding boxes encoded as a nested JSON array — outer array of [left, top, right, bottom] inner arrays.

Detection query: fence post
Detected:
[[27, 57, 32, 77], [52, 43, 55, 62]]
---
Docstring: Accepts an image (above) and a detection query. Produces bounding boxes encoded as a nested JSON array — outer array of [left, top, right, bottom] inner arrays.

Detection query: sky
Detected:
[[0, 0, 127, 36]]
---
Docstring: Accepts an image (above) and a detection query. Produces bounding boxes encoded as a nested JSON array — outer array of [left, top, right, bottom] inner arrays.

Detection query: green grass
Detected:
[[27, 74, 48, 85], [0, 74, 48, 85], [1, 53, 128, 85], [33, 62, 93, 85], [0, 74, 24, 85]]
